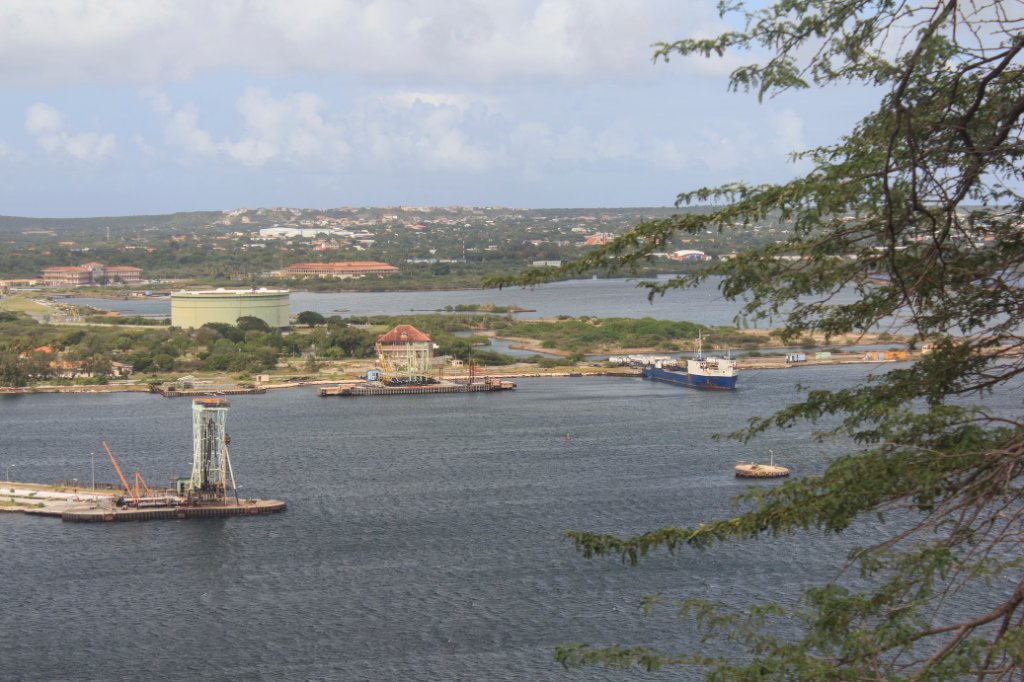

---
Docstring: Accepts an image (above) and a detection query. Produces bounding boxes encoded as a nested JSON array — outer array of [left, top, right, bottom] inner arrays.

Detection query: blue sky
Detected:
[[0, 1, 878, 217]]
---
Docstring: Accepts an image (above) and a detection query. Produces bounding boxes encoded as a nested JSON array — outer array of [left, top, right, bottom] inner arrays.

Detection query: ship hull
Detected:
[[642, 365, 738, 390]]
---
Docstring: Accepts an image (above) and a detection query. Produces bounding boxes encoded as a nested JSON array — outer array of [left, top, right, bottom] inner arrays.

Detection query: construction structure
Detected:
[[375, 324, 436, 384], [188, 398, 237, 504], [170, 288, 290, 329], [48, 397, 284, 522]]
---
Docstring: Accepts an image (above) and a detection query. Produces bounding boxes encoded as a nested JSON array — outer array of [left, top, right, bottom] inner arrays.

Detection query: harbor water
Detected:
[[63, 275, 829, 326], [0, 365, 958, 681]]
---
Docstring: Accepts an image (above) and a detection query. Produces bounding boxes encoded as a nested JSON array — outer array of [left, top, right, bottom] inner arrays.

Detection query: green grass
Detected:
[[0, 295, 51, 314]]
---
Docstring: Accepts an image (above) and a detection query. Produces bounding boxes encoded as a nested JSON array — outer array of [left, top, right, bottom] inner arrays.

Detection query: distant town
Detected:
[[0, 205, 791, 292], [0, 204, 916, 393]]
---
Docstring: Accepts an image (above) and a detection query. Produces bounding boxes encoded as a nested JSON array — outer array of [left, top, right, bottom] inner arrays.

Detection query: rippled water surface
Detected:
[[63, 276, 777, 325], [0, 367, 923, 680]]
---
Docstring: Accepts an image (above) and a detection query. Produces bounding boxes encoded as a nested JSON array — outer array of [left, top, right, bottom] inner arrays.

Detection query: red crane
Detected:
[[102, 441, 137, 506]]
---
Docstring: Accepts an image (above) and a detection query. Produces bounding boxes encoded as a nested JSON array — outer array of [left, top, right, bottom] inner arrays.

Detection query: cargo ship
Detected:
[[641, 335, 738, 390]]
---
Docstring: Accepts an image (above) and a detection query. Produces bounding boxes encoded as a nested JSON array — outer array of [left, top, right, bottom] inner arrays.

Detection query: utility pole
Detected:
[[91, 452, 95, 490]]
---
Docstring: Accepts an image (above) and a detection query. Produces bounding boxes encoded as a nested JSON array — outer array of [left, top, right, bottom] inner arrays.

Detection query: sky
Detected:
[[0, 0, 879, 218]]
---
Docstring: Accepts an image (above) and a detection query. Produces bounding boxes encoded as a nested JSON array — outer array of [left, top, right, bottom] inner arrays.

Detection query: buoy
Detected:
[[734, 450, 789, 478]]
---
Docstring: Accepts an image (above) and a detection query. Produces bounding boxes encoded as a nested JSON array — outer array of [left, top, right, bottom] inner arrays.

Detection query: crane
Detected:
[[103, 441, 137, 506], [133, 471, 153, 501], [375, 340, 397, 383]]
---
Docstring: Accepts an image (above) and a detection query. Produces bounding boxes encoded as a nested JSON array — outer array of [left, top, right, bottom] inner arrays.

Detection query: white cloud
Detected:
[[771, 109, 806, 157], [149, 88, 350, 168], [232, 88, 349, 165], [132, 133, 158, 157], [139, 87, 172, 116], [24, 103, 117, 161], [164, 104, 217, 157], [386, 91, 496, 112], [135, 81, 814, 185], [25, 103, 63, 135], [352, 92, 501, 172], [0, 1, 726, 85]]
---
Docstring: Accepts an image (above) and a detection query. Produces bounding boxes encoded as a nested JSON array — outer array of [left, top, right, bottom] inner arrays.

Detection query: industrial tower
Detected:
[[189, 398, 236, 503]]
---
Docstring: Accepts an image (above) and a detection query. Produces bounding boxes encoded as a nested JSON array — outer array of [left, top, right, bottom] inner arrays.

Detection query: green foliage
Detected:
[[200, 322, 245, 343], [0, 352, 27, 386], [322, 325, 375, 358], [466, 349, 517, 366], [492, 1, 1024, 678], [296, 310, 326, 327], [235, 316, 272, 332], [503, 317, 728, 352], [83, 315, 169, 326]]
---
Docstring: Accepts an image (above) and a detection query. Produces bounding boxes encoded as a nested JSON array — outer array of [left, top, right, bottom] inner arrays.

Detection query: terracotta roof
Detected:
[[42, 266, 90, 273], [104, 266, 142, 271], [376, 324, 432, 344]]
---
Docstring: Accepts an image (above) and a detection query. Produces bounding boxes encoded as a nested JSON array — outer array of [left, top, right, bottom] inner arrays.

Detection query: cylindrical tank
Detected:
[[170, 288, 290, 329]]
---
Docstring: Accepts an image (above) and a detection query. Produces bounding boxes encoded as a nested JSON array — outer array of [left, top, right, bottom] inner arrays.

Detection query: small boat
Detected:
[[642, 333, 738, 390], [734, 451, 789, 478]]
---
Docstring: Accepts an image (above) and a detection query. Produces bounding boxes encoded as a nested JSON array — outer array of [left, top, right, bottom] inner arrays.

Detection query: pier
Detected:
[[150, 386, 267, 397], [60, 499, 286, 522], [1, 481, 286, 522], [320, 378, 516, 397]]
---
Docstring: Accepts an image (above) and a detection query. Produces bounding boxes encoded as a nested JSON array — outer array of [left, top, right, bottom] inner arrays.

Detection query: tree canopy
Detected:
[[493, 1, 1024, 678], [296, 310, 327, 327]]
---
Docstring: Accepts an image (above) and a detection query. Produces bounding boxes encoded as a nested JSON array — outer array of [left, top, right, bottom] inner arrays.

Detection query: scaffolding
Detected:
[[189, 398, 235, 503], [375, 341, 433, 384]]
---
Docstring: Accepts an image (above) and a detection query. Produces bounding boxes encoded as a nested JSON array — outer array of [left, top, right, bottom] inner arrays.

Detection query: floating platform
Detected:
[[151, 386, 267, 398], [734, 462, 790, 478], [320, 378, 516, 397], [59, 499, 286, 523]]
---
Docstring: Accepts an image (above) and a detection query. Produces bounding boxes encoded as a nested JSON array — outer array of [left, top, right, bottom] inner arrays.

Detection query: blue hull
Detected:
[[642, 365, 738, 390]]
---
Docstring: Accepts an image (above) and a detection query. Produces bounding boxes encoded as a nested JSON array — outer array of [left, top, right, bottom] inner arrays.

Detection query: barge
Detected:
[[321, 377, 516, 397]]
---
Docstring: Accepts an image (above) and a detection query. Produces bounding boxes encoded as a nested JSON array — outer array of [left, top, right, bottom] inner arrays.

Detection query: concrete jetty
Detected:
[[1, 482, 286, 523]]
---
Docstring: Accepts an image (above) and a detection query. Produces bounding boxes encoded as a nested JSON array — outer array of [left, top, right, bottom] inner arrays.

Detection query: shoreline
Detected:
[[0, 351, 917, 396]]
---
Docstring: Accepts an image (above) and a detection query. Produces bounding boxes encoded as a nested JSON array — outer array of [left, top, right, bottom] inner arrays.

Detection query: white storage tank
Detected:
[[171, 288, 290, 329]]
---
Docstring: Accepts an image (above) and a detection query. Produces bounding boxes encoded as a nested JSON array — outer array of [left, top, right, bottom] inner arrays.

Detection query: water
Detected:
[[63, 276, 801, 326], [1, 367, 907, 681]]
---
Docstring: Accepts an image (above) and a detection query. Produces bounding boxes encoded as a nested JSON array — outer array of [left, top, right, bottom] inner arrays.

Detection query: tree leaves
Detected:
[[506, 1, 1024, 677]]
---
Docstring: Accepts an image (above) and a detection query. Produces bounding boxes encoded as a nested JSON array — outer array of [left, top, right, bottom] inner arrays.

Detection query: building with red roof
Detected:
[[375, 324, 434, 376], [41, 266, 93, 287], [282, 261, 398, 279], [41, 263, 143, 287]]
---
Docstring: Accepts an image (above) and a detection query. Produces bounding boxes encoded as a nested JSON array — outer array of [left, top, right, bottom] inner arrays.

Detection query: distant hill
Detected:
[[0, 212, 224, 235]]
